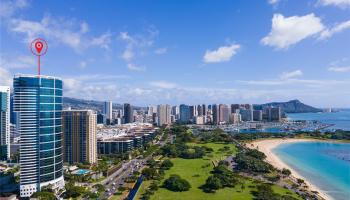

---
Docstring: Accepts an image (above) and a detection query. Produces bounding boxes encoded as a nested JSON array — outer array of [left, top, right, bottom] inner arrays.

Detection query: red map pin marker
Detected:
[[30, 38, 48, 76], [35, 41, 43, 54]]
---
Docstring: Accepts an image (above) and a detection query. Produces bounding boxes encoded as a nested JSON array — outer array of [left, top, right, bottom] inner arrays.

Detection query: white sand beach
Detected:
[[248, 139, 333, 200]]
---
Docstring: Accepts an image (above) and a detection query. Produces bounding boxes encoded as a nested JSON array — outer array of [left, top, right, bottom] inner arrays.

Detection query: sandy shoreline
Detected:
[[248, 138, 333, 200]]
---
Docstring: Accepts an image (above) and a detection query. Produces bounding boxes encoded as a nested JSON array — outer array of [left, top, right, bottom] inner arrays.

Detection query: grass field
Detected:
[[135, 142, 302, 200], [110, 193, 122, 200]]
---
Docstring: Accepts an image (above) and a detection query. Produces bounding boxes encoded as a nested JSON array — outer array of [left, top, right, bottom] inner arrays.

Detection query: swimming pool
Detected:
[[72, 169, 91, 175]]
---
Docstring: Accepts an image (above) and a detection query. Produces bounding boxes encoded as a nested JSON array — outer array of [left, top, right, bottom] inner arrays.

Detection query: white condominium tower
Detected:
[[103, 101, 113, 121], [157, 104, 171, 126]]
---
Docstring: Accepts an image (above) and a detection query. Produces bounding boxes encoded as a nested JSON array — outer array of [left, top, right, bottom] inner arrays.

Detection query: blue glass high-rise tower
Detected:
[[179, 104, 190, 123], [14, 75, 64, 197]]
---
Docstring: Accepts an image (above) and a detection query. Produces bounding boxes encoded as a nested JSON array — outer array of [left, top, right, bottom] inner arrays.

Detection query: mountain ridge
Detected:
[[261, 99, 322, 113]]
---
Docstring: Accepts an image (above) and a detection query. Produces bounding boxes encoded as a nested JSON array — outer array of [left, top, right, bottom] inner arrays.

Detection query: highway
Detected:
[[102, 158, 145, 199], [99, 130, 169, 199]]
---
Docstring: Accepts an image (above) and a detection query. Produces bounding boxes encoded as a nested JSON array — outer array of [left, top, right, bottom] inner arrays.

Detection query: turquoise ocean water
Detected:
[[274, 142, 350, 200], [287, 109, 350, 131]]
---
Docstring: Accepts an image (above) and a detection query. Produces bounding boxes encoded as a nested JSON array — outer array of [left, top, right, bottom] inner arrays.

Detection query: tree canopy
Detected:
[[163, 174, 191, 192]]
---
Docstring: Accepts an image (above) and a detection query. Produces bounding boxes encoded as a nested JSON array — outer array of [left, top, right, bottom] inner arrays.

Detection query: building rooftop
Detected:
[[14, 74, 62, 80], [97, 123, 157, 140]]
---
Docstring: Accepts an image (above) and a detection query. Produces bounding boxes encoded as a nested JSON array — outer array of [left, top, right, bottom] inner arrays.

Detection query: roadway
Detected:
[[100, 130, 170, 199]]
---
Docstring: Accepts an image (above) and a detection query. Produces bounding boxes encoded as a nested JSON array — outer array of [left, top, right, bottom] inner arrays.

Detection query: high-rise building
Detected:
[[243, 104, 252, 110], [264, 107, 281, 122], [123, 103, 133, 124], [103, 101, 113, 123], [230, 113, 241, 124], [271, 107, 281, 121], [171, 106, 177, 116], [219, 104, 230, 124], [202, 104, 207, 116], [189, 105, 195, 120], [171, 106, 180, 120], [195, 116, 205, 125], [0, 86, 10, 160], [240, 109, 253, 121], [157, 104, 171, 126], [253, 110, 263, 121], [253, 104, 263, 111], [179, 104, 190, 123], [147, 106, 154, 116], [13, 75, 65, 197], [231, 104, 240, 113], [97, 113, 106, 124], [152, 113, 157, 125], [212, 104, 219, 125], [62, 110, 97, 164], [197, 105, 203, 116]]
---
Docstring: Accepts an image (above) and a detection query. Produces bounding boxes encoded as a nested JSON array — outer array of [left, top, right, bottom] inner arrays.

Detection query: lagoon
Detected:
[[274, 142, 350, 200]]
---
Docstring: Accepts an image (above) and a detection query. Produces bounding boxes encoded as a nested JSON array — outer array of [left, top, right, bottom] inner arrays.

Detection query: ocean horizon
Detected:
[[274, 142, 350, 200], [287, 109, 350, 131]]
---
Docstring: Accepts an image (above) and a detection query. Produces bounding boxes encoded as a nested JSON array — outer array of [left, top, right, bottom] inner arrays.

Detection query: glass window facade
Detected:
[[14, 75, 64, 197], [0, 88, 10, 161]]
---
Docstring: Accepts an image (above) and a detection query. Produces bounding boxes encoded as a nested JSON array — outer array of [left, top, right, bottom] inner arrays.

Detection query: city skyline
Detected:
[[1, 0, 350, 107]]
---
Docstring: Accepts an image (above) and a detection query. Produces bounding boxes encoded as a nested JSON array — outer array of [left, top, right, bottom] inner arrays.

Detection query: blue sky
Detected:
[[0, 0, 349, 107]]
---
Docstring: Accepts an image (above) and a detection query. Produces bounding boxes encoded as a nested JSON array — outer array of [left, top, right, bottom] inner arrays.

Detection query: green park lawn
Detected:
[[135, 142, 301, 200]]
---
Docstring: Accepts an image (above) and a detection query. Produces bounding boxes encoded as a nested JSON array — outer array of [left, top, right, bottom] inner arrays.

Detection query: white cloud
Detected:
[[80, 22, 89, 33], [235, 69, 349, 88], [8, 15, 111, 52], [60, 73, 349, 107], [237, 78, 350, 88], [63, 78, 82, 91], [261, 13, 325, 49], [127, 63, 145, 72], [79, 61, 87, 69], [318, 0, 350, 8], [127, 88, 152, 96], [328, 66, 350, 72], [0, 67, 12, 86], [119, 32, 135, 43], [0, 54, 35, 69], [72, 83, 349, 107], [121, 49, 134, 61], [235, 69, 347, 87], [90, 32, 112, 49], [268, 0, 280, 4], [319, 20, 350, 39], [155, 48, 167, 54], [0, 0, 29, 18], [65, 74, 130, 82], [119, 29, 158, 62], [149, 81, 177, 89], [234, 78, 350, 107], [203, 44, 240, 63], [280, 70, 303, 80]]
